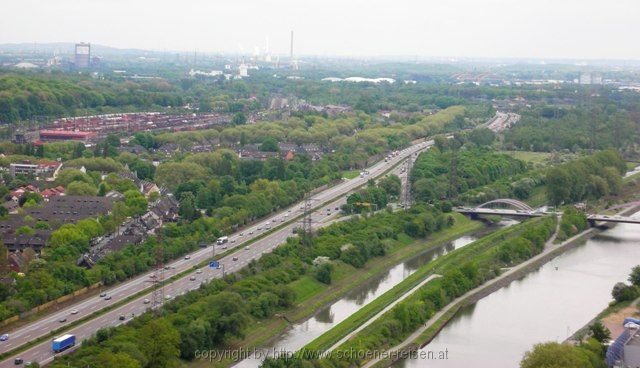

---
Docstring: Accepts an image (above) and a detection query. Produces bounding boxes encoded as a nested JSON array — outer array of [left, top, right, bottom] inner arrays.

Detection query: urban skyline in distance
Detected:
[[2, 0, 640, 60]]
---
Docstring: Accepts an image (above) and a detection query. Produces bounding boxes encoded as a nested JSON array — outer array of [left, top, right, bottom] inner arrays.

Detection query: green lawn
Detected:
[[508, 151, 553, 165], [342, 169, 361, 179], [290, 277, 327, 304]]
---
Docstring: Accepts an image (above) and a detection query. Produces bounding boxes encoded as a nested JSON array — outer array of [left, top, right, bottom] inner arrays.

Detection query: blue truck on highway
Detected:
[[52, 334, 75, 353]]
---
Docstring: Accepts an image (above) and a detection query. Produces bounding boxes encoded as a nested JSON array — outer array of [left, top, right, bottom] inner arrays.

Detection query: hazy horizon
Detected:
[[2, 0, 639, 60]]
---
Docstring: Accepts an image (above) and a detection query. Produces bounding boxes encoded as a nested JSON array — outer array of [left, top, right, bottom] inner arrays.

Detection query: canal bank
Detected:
[[228, 219, 515, 368], [373, 205, 640, 368]]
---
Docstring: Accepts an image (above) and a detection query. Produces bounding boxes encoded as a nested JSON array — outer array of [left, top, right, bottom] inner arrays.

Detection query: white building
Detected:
[[239, 63, 249, 77]]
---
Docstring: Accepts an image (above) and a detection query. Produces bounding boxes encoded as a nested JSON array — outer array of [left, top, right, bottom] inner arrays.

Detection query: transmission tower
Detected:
[[403, 159, 412, 210], [146, 235, 165, 314], [301, 193, 313, 234], [448, 148, 458, 199]]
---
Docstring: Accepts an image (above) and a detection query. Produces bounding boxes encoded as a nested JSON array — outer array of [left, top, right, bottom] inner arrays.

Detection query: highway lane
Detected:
[[0, 139, 432, 366]]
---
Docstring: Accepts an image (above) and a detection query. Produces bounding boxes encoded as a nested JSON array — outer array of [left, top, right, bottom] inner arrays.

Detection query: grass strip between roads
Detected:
[[0, 145, 420, 362], [303, 221, 528, 353]]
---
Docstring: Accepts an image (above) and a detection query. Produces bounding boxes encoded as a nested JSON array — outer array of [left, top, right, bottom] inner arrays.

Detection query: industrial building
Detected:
[[607, 319, 640, 367], [74, 42, 91, 68], [38, 130, 96, 142], [9, 161, 62, 179]]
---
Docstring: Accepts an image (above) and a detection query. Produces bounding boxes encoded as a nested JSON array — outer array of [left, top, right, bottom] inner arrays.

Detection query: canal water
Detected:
[[234, 220, 518, 368], [395, 216, 640, 368]]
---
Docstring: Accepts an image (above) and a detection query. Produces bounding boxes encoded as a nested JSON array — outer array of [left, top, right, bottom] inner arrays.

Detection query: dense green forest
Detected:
[[0, 74, 183, 123], [504, 105, 639, 152], [410, 147, 528, 202], [545, 150, 626, 205]]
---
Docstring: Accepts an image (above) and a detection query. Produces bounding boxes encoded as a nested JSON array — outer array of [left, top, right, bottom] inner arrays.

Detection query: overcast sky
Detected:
[[2, 0, 639, 60]]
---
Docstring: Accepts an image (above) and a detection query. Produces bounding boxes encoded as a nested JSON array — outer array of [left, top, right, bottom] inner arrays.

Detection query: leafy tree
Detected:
[[15, 226, 35, 236], [378, 175, 402, 197], [314, 263, 333, 284], [232, 112, 247, 125], [467, 128, 496, 146], [612, 282, 638, 303], [260, 137, 280, 152], [179, 192, 199, 220], [124, 190, 148, 216], [66, 181, 98, 196], [629, 265, 640, 287], [138, 319, 181, 368], [520, 342, 601, 368], [588, 321, 611, 343]]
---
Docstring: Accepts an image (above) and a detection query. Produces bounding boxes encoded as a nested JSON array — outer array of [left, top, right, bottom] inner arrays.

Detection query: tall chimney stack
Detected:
[[290, 30, 294, 59]]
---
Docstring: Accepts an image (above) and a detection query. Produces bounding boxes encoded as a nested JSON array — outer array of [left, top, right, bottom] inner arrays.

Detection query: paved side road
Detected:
[[324, 274, 442, 355]]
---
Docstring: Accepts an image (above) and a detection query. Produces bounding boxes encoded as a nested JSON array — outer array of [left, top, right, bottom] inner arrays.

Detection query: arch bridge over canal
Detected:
[[455, 199, 640, 226]]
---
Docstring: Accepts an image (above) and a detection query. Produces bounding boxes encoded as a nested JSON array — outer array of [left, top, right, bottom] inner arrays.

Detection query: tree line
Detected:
[[546, 150, 625, 206]]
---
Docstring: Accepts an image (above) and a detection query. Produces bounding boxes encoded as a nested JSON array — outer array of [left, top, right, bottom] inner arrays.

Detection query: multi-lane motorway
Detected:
[[0, 139, 433, 366]]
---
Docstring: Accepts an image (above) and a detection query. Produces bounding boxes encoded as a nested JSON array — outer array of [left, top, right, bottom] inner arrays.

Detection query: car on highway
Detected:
[[58, 317, 67, 323], [249, 231, 254, 235], [184, 255, 191, 260], [118, 315, 126, 321], [230, 239, 236, 243], [233, 256, 238, 261], [257, 226, 262, 230], [0, 333, 8, 341], [189, 275, 196, 281], [281, 218, 285, 222], [196, 269, 202, 274], [99, 292, 107, 297], [239, 232, 244, 236], [104, 295, 112, 300], [245, 246, 250, 250], [13, 358, 23, 365], [272, 219, 276, 222], [143, 298, 150, 304], [70, 309, 79, 315]]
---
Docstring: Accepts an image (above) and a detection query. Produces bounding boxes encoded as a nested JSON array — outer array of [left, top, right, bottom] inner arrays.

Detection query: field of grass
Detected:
[[290, 277, 327, 304], [508, 151, 553, 165], [342, 169, 361, 179]]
